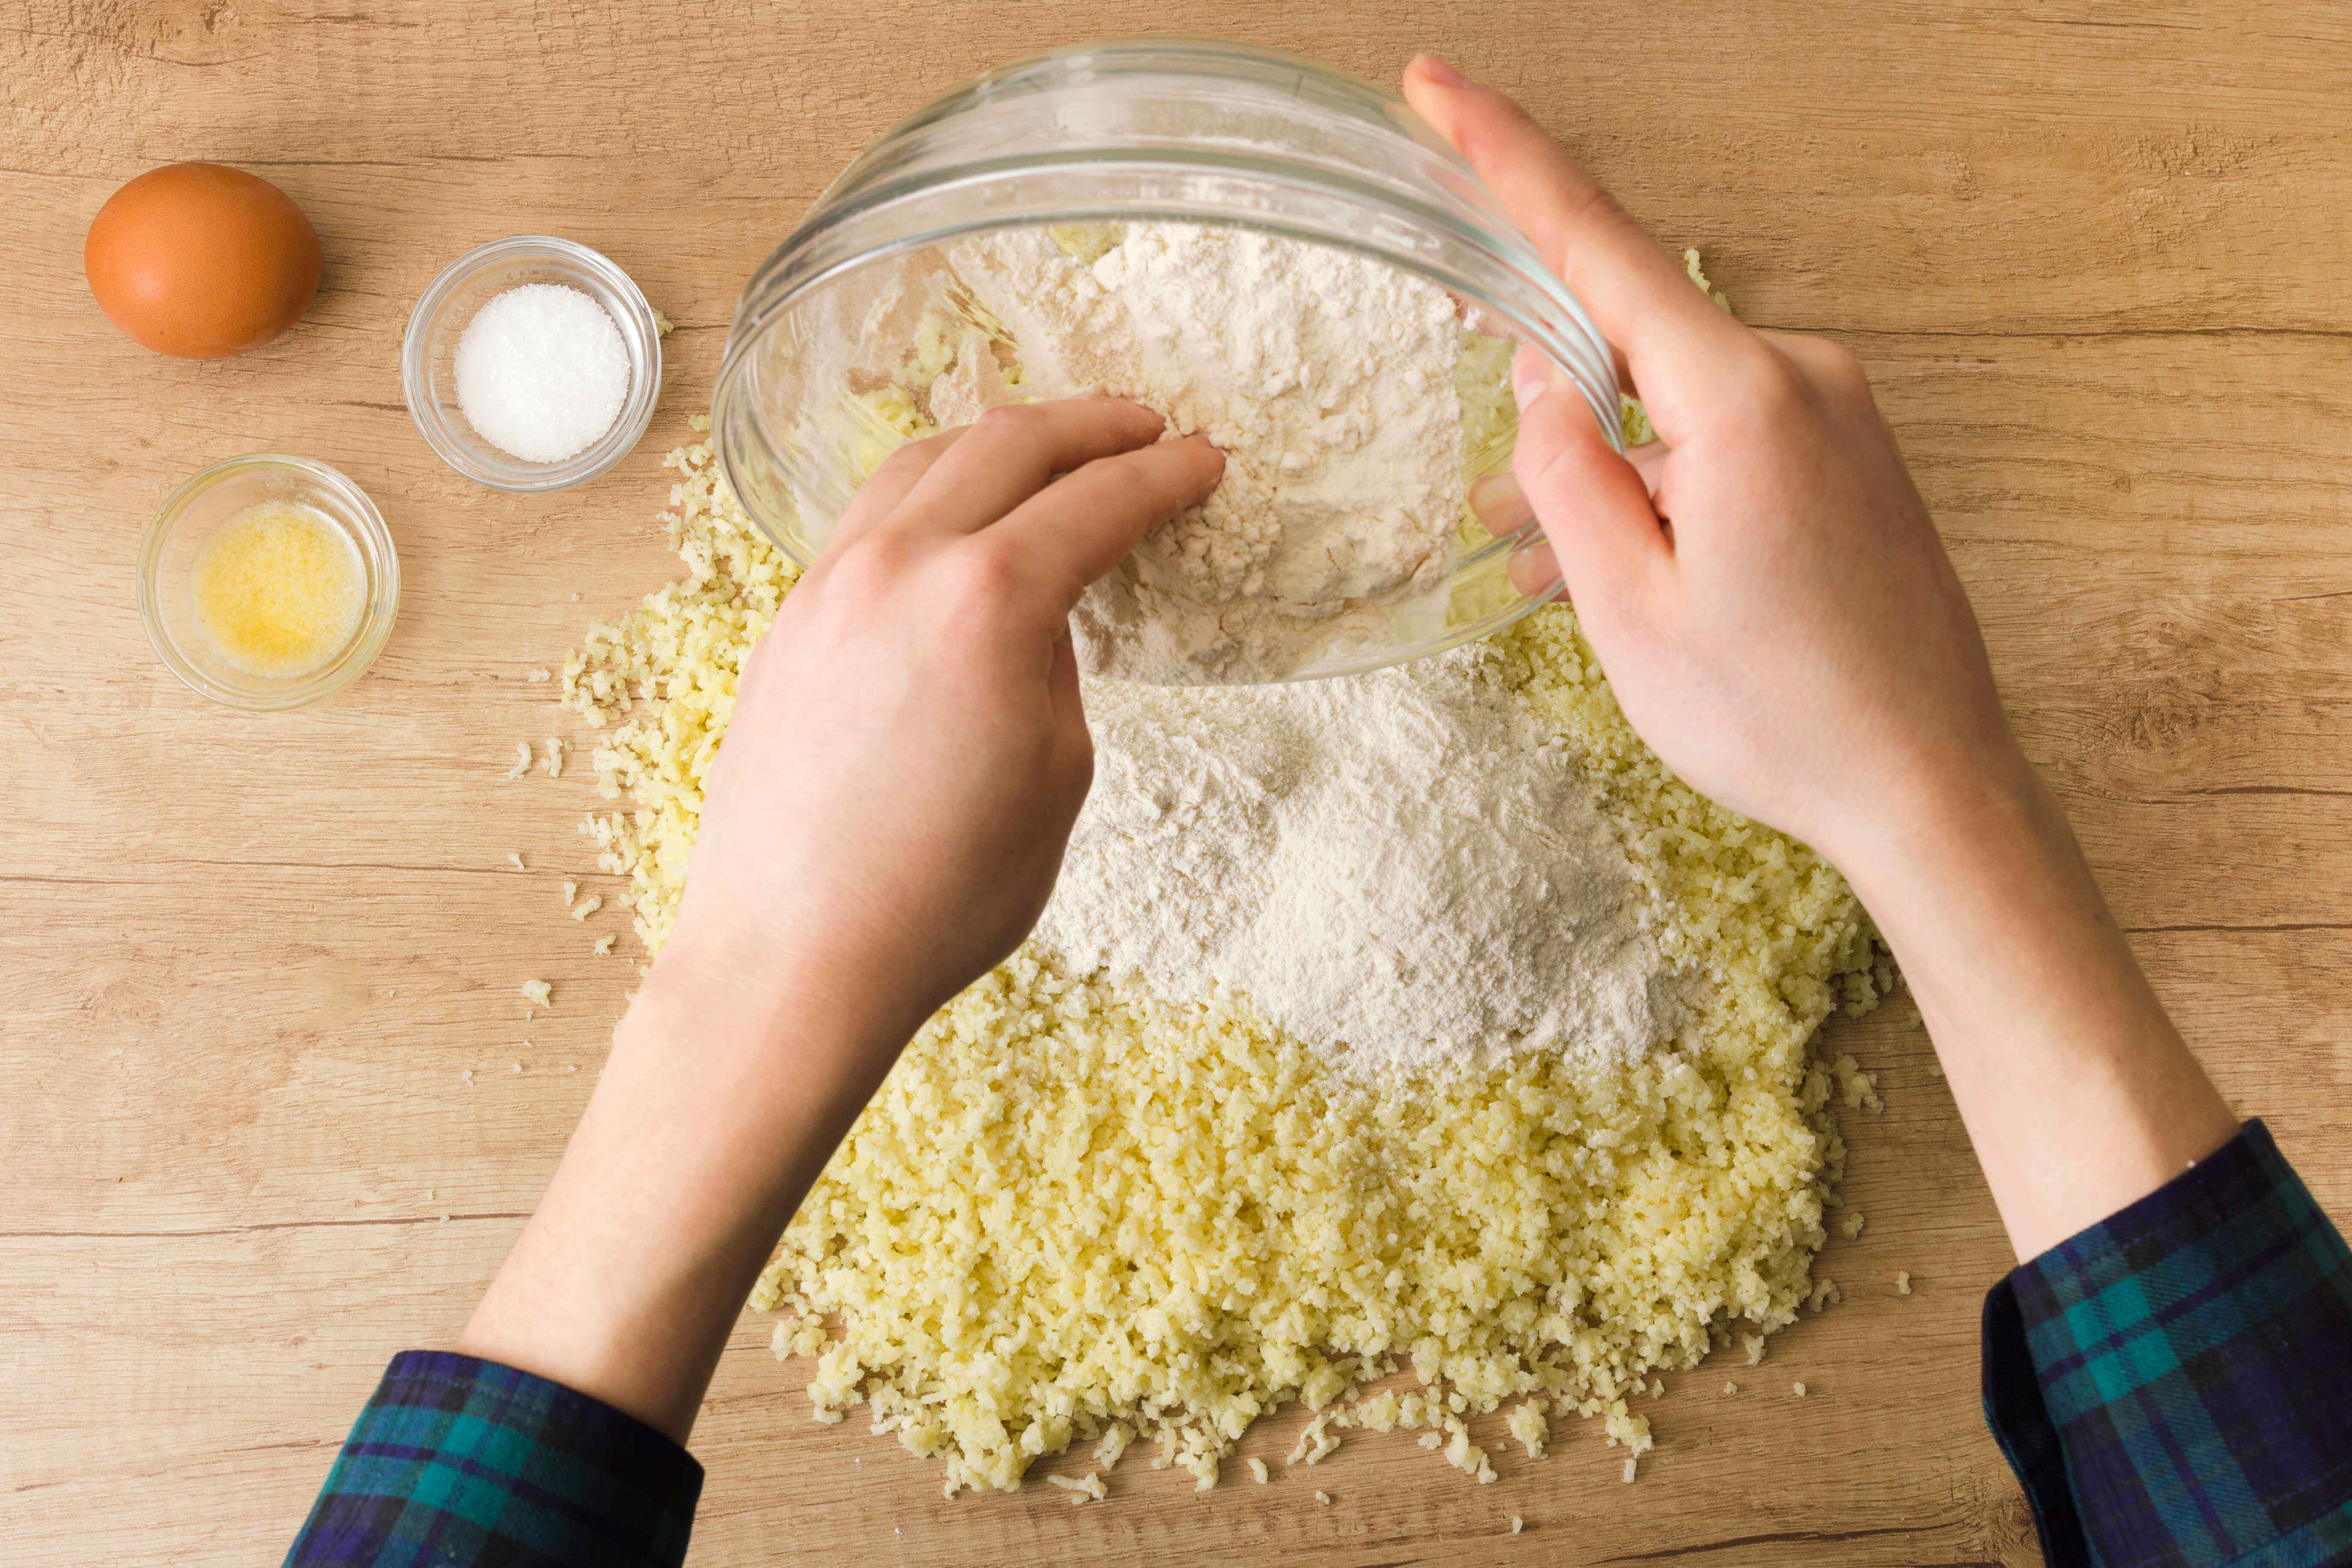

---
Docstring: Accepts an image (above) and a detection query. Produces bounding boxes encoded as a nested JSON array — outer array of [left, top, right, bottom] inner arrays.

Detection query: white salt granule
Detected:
[[455, 283, 630, 463]]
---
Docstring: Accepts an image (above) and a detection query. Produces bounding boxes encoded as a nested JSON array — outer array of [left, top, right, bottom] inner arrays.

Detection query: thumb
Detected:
[[1510, 345, 1668, 614]]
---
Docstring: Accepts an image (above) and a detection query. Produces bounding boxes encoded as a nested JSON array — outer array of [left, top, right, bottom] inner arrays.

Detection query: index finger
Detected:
[[984, 435, 1226, 612], [888, 397, 1172, 537], [1402, 57, 1760, 438]]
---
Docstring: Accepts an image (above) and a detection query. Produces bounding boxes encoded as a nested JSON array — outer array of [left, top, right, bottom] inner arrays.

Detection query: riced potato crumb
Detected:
[[1839, 1212, 1866, 1240], [1622, 1457, 1638, 1483], [543, 738, 566, 779], [1247, 1457, 1269, 1484], [562, 880, 579, 907], [1792, 1382, 1808, 1398], [1314, 1490, 1332, 1507], [1095, 1423, 1134, 1471], [594, 934, 618, 956], [1045, 1472, 1106, 1503], [1744, 1335, 1767, 1366], [528, 668, 552, 683], [1506, 1398, 1548, 1459], [1896, 1271, 1913, 1296], [504, 742, 532, 781], [1722, 1381, 1737, 1395], [519, 979, 551, 1008], [508, 852, 526, 871], [1831, 1054, 1883, 1113], [1510, 1514, 1524, 1535], [570, 895, 603, 921], [575, 397, 1889, 1497]]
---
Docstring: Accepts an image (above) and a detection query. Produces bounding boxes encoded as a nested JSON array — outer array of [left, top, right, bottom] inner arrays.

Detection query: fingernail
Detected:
[[1511, 344, 1556, 411], [1414, 54, 1470, 89], [1468, 471, 1532, 537]]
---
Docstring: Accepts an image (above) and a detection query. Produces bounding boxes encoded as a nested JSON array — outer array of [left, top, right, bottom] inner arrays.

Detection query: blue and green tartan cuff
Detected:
[[1986, 1119, 2352, 1568], [284, 1350, 703, 1567]]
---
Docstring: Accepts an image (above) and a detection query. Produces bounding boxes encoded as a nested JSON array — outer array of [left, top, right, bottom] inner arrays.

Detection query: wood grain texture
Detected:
[[4, 1, 2349, 1564]]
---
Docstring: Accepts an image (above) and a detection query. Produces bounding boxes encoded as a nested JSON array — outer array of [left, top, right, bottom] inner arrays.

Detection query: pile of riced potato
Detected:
[[560, 258, 1893, 1500]]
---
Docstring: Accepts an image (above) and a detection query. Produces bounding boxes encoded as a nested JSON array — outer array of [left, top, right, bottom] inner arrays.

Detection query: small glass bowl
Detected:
[[401, 235, 662, 492], [138, 454, 400, 711]]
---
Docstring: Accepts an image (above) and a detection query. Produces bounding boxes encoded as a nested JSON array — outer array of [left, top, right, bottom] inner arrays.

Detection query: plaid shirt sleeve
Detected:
[[283, 1350, 703, 1567], [1983, 1119, 2352, 1568]]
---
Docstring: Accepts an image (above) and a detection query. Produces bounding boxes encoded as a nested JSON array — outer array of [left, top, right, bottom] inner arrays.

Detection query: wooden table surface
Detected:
[[6, 3, 2350, 1564]]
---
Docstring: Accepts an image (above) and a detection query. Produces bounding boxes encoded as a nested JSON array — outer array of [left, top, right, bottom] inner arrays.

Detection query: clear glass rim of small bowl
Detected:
[[710, 38, 1625, 680], [401, 234, 662, 493], [137, 453, 401, 712]]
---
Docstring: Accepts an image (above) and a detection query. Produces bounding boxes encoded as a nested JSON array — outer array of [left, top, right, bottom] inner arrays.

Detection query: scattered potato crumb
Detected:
[[520, 979, 551, 1008], [542, 738, 566, 779], [1831, 1053, 1884, 1113], [1511, 1515, 1524, 1535], [1928, 1056, 1945, 1078], [460, 1068, 474, 1085], [1649, 1377, 1664, 1398], [1744, 1334, 1766, 1366], [594, 933, 618, 955], [1839, 1212, 1866, 1240], [528, 668, 552, 683], [1722, 1381, 1737, 1395], [1622, 1457, 1638, 1484], [511, 1062, 522, 1075], [563, 879, 579, 906], [653, 307, 677, 337], [1896, 1271, 1914, 1296], [507, 852, 526, 871], [570, 895, 604, 920], [1314, 1490, 1332, 1507], [1505, 1398, 1548, 1460], [1247, 1457, 1268, 1484], [1809, 1278, 1842, 1312], [1094, 1423, 1134, 1471], [504, 742, 532, 781], [1044, 1472, 1106, 1503], [1792, 1382, 1808, 1398]]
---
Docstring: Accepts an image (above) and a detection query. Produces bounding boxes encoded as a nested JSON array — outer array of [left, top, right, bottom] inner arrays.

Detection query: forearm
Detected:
[[458, 936, 909, 1443], [1842, 761, 2238, 1261]]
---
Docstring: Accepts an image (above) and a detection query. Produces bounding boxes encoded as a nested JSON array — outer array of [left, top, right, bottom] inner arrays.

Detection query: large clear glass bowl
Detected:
[[711, 39, 1622, 683]]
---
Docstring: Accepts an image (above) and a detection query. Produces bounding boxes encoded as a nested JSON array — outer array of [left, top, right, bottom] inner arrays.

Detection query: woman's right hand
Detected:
[[1406, 56, 2032, 872], [1404, 56, 2239, 1260]]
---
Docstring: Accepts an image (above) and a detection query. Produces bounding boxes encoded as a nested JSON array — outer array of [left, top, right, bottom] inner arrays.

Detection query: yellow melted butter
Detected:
[[191, 500, 364, 677]]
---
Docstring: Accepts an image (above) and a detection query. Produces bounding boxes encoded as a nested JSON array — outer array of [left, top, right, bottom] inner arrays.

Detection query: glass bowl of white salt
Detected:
[[402, 235, 662, 492], [711, 39, 1625, 685]]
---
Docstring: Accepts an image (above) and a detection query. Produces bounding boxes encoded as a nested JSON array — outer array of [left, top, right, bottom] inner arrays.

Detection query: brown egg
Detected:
[[84, 162, 322, 359]]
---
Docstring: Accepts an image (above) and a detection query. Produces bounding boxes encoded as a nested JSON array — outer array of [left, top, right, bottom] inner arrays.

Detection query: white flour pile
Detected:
[[936, 223, 1473, 683], [1032, 644, 1690, 1080]]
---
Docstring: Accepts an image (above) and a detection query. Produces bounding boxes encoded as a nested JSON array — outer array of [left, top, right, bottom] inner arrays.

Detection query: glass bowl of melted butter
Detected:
[[138, 454, 399, 710]]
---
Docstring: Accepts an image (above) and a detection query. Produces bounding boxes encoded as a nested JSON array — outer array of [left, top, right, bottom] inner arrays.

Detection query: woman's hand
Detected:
[[1408, 59, 2026, 872], [667, 399, 1222, 1043], [459, 400, 1220, 1441], [1404, 57, 2234, 1260]]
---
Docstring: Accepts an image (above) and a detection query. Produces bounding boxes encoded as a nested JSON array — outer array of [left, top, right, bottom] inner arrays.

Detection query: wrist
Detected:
[[635, 910, 928, 1067]]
